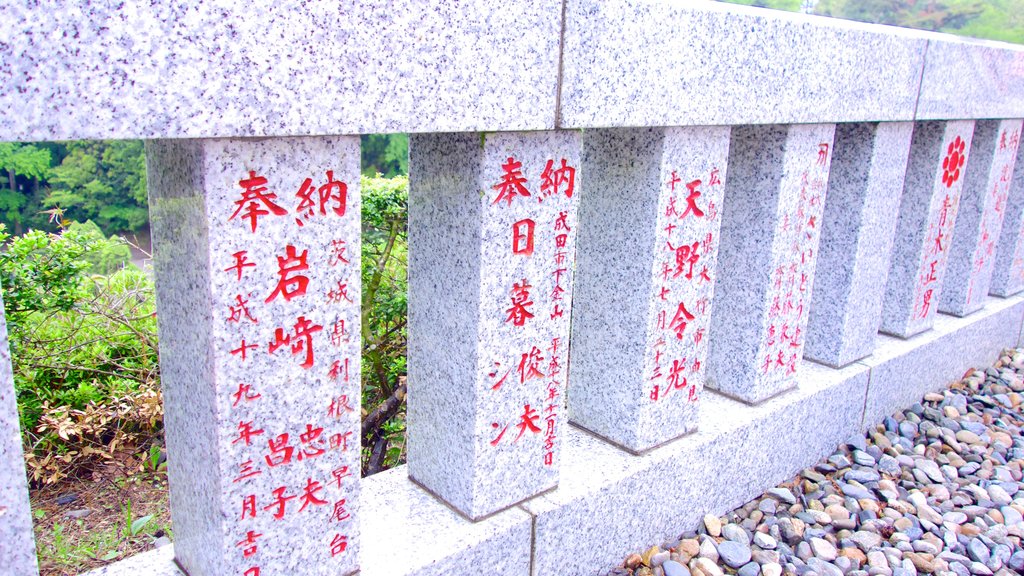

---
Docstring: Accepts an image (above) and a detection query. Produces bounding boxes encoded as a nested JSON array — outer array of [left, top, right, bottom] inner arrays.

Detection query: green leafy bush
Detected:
[[360, 174, 409, 475], [0, 224, 159, 484]]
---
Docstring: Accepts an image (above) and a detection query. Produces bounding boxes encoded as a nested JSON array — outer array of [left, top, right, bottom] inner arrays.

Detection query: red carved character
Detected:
[[265, 245, 310, 303], [514, 404, 542, 441], [233, 460, 262, 483], [231, 338, 259, 362], [263, 486, 296, 520], [505, 279, 535, 326], [233, 421, 265, 447], [681, 180, 705, 219], [232, 382, 261, 407], [298, 477, 329, 512], [328, 239, 350, 267], [540, 158, 576, 199], [492, 157, 530, 206], [225, 250, 256, 281], [231, 171, 288, 232], [236, 530, 263, 558], [330, 534, 348, 557], [512, 219, 535, 255], [518, 346, 546, 384], [668, 302, 695, 340], [268, 316, 323, 369], [227, 294, 258, 324], [265, 433, 295, 467]]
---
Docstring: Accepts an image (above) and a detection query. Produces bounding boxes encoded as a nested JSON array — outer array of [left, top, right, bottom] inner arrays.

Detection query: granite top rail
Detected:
[[2, 0, 1024, 143]]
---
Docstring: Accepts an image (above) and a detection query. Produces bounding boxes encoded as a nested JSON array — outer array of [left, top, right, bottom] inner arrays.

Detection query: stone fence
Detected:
[[3, 1, 1024, 575]]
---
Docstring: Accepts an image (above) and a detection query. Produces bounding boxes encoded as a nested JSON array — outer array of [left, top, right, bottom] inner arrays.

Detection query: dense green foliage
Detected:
[[0, 224, 158, 483], [359, 174, 409, 475], [47, 141, 149, 233], [718, 0, 1024, 43], [361, 134, 409, 178]]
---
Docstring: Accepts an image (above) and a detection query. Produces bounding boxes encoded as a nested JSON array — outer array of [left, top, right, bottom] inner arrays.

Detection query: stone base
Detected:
[[86, 295, 1024, 576]]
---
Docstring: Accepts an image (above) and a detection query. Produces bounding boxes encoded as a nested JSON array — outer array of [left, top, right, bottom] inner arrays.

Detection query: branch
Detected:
[[361, 381, 407, 441]]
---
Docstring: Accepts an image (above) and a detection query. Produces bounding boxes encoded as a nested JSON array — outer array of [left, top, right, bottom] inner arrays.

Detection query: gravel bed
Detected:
[[609, 349, 1024, 576]]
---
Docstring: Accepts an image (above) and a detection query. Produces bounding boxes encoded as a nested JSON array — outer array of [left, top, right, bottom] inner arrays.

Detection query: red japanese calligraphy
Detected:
[[231, 339, 258, 362], [268, 316, 323, 369], [265, 434, 294, 467], [241, 494, 257, 519], [681, 180, 705, 219], [231, 171, 288, 232], [540, 158, 576, 199], [518, 346, 546, 384], [263, 486, 296, 520], [330, 534, 348, 557], [233, 421, 265, 446], [332, 499, 351, 522], [328, 239, 350, 267], [265, 245, 310, 303], [492, 157, 530, 206], [228, 294, 258, 324], [232, 382, 261, 406], [236, 530, 262, 558], [225, 250, 256, 281], [505, 279, 535, 326], [668, 302, 695, 340], [234, 460, 262, 483], [298, 478, 328, 512], [512, 219, 535, 255], [514, 404, 542, 441]]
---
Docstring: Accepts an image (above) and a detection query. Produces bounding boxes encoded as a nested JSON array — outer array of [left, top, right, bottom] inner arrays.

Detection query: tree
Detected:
[[47, 141, 149, 233], [815, 0, 984, 31], [0, 143, 52, 235], [361, 134, 409, 178]]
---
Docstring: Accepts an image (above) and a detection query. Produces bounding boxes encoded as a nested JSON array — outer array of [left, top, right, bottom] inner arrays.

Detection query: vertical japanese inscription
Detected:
[[645, 164, 725, 405], [910, 126, 973, 330], [479, 133, 579, 492], [967, 124, 1021, 307], [757, 138, 833, 386], [209, 138, 360, 576]]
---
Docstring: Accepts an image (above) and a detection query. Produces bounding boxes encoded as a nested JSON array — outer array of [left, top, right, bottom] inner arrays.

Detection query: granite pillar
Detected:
[[988, 128, 1024, 298], [0, 290, 39, 575], [707, 124, 836, 404], [567, 127, 729, 453], [804, 122, 914, 368], [940, 119, 1023, 316], [407, 131, 580, 520], [147, 137, 362, 576], [880, 120, 976, 337]]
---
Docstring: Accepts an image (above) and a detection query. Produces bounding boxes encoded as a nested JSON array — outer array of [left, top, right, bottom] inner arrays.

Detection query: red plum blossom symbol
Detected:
[[942, 136, 966, 188]]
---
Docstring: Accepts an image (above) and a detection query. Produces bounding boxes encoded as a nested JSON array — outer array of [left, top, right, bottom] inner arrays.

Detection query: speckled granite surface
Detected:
[[0, 1, 562, 140], [916, 37, 1024, 122], [569, 126, 729, 453], [149, 137, 362, 575], [992, 139, 1024, 297], [407, 131, 581, 520], [880, 121, 976, 338], [804, 122, 913, 368], [941, 119, 1023, 317], [0, 289, 39, 576], [707, 124, 835, 404]]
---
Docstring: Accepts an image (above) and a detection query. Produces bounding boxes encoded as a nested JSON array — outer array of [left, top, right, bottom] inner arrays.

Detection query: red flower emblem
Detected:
[[941, 136, 966, 188]]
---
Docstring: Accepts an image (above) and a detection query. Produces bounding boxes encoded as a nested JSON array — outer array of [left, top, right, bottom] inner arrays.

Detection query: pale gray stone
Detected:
[[805, 122, 913, 368], [0, 289, 39, 575], [569, 126, 729, 453], [880, 120, 976, 338], [940, 119, 1024, 316], [407, 131, 580, 520], [559, 1, 925, 128], [148, 137, 363, 575], [1, 1, 565, 141], [989, 131, 1024, 297], [708, 123, 836, 403]]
